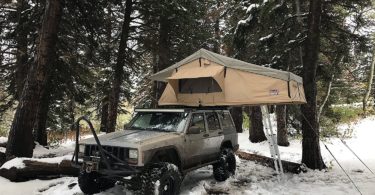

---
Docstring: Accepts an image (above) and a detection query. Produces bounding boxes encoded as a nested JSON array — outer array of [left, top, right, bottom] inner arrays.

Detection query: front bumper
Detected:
[[81, 155, 141, 177]]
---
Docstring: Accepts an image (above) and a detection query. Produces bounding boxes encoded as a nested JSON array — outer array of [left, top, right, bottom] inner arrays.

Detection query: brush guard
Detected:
[[71, 116, 139, 177]]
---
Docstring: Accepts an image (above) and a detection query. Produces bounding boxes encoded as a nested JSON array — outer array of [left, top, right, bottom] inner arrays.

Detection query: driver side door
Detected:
[[183, 112, 209, 169]]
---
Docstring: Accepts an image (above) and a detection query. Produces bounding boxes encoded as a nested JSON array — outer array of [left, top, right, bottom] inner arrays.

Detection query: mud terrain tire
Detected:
[[138, 162, 182, 195], [78, 171, 115, 194], [213, 148, 236, 181]]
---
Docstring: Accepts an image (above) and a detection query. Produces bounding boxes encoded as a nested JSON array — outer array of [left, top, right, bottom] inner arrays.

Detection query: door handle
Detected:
[[218, 131, 223, 135], [203, 134, 209, 137]]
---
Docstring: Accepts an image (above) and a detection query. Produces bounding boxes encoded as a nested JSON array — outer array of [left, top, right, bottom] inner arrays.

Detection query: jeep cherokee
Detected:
[[75, 108, 238, 194]]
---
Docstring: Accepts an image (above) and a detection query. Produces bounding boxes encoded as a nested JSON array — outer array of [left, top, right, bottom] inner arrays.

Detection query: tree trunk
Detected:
[[213, 0, 221, 53], [152, 15, 171, 108], [318, 55, 342, 121], [318, 74, 334, 122], [151, 50, 159, 108], [100, 96, 109, 132], [301, 0, 326, 169], [249, 106, 267, 143], [363, 48, 375, 112], [14, 0, 30, 100], [100, 7, 112, 132], [68, 97, 75, 130], [6, 0, 62, 159], [33, 86, 51, 146], [276, 105, 289, 146], [0, 152, 5, 166], [230, 107, 243, 133], [107, 0, 133, 133]]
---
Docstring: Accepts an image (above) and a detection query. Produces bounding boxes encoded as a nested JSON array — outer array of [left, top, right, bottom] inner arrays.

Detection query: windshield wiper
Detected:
[[130, 126, 146, 130], [145, 127, 172, 132]]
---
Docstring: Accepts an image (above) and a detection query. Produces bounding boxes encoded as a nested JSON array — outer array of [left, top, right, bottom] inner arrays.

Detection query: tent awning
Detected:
[[167, 62, 224, 80], [150, 48, 303, 84]]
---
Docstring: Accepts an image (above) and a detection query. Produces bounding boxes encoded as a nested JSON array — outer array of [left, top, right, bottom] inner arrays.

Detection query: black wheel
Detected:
[[138, 162, 182, 195], [78, 171, 115, 194], [213, 148, 236, 181]]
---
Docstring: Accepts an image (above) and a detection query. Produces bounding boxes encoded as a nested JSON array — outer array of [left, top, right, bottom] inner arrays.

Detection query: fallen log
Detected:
[[236, 150, 306, 174], [203, 183, 229, 194], [0, 152, 5, 167], [0, 159, 79, 182], [0, 142, 6, 148]]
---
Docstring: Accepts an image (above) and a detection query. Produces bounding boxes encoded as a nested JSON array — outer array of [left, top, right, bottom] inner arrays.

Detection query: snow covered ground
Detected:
[[0, 117, 375, 195]]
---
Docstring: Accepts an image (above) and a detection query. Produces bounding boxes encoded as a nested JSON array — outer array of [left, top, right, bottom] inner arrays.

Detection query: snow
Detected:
[[33, 141, 75, 158], [288, 39, 296, 44], [179, 116, 375, 195], [1, 158, 26, 169], [0, 136, 8, 143], [0, 117, 374, 194], [237, 14, 254, 26], [259, 34, 273, 41], [246, 4, 259, 14], [331, 102, 364, 108], [155, 180, 161, 195]]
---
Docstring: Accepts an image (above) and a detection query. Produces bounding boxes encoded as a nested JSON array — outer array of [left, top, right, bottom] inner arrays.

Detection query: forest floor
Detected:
[[0, 116, 374, 195]]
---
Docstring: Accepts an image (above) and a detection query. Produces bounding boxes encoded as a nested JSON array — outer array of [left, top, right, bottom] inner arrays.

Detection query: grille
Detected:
[[84, 145, 129, 161]]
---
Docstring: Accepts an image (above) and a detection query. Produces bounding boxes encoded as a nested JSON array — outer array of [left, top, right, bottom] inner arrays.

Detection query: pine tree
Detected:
[[107, 0, 134, 133], [6, 0, 62, 158], [135, 0, 213, 107], [300, 0, 326, 169]]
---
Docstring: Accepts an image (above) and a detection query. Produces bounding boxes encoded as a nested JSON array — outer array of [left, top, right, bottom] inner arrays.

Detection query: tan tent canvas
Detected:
[[150, 48, 306, 107]]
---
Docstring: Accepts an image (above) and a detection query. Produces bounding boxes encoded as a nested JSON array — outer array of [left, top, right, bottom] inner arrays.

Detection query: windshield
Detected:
[[129, 112, 188, 132]]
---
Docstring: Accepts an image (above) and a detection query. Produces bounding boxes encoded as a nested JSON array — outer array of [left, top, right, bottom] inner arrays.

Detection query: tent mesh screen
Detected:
[[179, 77, 222, 94]]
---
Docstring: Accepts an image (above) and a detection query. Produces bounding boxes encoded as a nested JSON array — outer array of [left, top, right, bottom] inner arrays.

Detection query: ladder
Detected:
[[260, 105, 284, 181]]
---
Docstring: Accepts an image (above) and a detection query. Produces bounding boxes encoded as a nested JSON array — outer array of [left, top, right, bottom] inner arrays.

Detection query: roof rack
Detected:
[[134, 106, 230, 112]]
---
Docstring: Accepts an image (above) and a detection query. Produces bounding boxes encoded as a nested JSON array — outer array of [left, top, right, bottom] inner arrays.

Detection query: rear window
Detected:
[[205, 112, 220, 131], [219, 112, 235, 131]]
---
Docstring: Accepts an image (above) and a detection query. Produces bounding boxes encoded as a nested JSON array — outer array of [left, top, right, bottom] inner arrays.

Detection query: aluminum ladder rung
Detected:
[[260, 105, 284, 181]]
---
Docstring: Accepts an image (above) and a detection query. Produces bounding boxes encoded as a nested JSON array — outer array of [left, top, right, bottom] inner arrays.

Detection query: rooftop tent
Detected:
[[150, 48, 306, 107]]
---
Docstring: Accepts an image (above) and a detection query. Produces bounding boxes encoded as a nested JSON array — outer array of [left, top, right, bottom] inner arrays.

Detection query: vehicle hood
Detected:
[[80, 130, 176, 148]]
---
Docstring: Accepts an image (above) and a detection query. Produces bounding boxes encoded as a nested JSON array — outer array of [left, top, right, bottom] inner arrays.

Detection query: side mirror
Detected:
[[187, 126, 201, 134]]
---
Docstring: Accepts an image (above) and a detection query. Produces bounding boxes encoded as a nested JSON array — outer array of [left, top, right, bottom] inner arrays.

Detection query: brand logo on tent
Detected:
[[269, 89, 279, 96]]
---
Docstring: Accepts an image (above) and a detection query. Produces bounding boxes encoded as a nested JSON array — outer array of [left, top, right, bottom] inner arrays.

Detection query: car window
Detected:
[[219, 112, 235, 131], [205, 112, 220, 131], [189, 113, 206, 133], [129, 112, 188, 132]]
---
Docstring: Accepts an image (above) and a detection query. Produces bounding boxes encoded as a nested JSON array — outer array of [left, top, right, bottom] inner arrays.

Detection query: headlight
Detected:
[[129, 149, 138, 159], [79, 145, 85, 153]]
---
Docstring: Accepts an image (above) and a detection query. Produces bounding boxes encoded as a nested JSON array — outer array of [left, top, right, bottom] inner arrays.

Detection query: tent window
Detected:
[[179, 77, 222, 94]]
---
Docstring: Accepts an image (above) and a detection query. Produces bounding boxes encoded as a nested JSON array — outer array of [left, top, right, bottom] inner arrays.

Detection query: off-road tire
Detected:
[[137, 162, 182, 195], [78, 171, 115, 194], [213, 148, 236, 181]]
